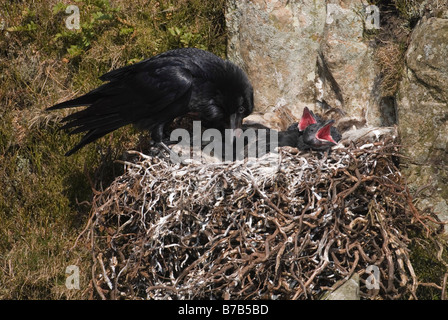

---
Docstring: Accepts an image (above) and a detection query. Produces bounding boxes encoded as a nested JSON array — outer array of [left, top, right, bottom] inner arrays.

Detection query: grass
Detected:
[[0, 0, 226, 299], [410, 235, 448, 300], [375, 41, 406, 97]]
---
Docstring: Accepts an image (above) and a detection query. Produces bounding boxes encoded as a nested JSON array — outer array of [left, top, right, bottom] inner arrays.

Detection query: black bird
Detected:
[[281, 106, 318, 146], [297, 119, 339, 151], [285, 106, 341, 146], [238, 107, 340, 159], [264, 106, 341, 154], [47, 48, 254, 156]]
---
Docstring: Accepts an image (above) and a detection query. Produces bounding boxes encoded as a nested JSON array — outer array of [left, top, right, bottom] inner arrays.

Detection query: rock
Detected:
[[396, 17, 448, 230], [243, 112, 286, 131], [323, 273, 360, 300], [339, 126, 397, 146], [319, 1, 385, 126], [226, 0, 386, 127], [226, 1, 448, 228]]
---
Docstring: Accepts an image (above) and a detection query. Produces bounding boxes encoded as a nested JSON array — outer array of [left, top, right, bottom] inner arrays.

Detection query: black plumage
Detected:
[[48, 48, 254, 156], [285, 107, 341, 147]]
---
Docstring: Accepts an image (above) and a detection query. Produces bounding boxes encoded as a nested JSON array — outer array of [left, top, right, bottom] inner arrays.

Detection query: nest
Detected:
[[82, 132, 445, 300]]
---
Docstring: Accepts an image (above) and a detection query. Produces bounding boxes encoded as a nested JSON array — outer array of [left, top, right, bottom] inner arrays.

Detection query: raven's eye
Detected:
[[238, 106, 245, 114]]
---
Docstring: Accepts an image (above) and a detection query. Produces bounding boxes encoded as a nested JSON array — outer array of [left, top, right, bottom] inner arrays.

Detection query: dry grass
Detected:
[[375, 42, 405, 97], [0, 0, 227, 300]]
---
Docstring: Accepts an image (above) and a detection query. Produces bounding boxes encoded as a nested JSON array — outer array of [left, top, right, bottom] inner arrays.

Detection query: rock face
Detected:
[[226, 0, 326, 120], [319, 1, 384, 126], [227, 1, 448, 228], [226, 0, 387, 128], [396, 17, 448, 228]]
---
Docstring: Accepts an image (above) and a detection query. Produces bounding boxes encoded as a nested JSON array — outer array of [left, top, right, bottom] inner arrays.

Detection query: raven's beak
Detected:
[[316, 120, 337, 144], [229, 113, 243, 140]]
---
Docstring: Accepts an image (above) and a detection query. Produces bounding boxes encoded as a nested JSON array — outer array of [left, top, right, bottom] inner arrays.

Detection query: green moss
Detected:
[[409, 234, 448, 300]]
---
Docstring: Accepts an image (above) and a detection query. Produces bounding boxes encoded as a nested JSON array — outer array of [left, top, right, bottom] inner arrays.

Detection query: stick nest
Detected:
[[84, 133, 445, 300]]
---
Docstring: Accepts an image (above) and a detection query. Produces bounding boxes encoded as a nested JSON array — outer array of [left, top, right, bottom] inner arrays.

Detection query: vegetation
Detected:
[[0, 0, 446, 300], [368, 0, 448, 97], [0, 0, 226, 299]]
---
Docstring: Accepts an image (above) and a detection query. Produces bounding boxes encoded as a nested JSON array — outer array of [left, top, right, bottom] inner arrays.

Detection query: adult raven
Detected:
[[48, 48, 254, 156]]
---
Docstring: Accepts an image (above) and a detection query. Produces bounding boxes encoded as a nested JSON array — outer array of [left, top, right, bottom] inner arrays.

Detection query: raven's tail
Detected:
[[47, 84, 131, 156]]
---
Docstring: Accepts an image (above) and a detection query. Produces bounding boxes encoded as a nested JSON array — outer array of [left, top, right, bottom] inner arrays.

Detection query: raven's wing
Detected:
[[48, 58, 194, 156]]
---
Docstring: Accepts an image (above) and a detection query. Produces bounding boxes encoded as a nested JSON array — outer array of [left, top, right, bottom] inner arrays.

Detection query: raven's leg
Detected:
[[158, 141, 173, 154], [150, 122, 176, 157]]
